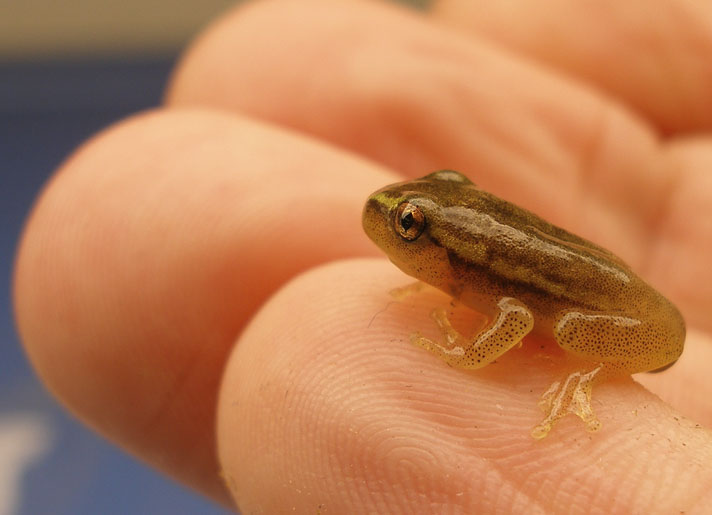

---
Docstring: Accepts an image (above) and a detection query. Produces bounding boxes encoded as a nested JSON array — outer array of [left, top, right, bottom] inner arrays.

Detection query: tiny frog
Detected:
[[362, 170, 685, 438]]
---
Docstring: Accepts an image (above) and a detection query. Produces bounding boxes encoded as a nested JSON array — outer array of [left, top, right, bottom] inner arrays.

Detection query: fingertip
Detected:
[[217, 258, 712, 512]]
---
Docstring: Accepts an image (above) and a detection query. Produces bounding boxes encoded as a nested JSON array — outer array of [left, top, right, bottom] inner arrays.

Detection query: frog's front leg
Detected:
[[412, 296, 534, 369]]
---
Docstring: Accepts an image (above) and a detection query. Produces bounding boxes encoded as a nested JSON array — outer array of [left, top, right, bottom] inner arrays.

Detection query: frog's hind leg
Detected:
[[533, 304, 685, 438], [553, 305, 685, 374], [411, 296, 534, 370]]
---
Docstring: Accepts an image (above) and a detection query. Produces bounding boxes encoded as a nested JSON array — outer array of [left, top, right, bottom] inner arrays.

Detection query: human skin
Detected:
[[12, 0, 712, 512]]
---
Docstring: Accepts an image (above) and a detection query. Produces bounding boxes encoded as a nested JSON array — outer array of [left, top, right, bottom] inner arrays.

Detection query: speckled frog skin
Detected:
[[363, 170, 685, 438]]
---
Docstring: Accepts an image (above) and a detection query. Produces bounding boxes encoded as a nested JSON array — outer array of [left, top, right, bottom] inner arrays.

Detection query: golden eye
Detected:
[[395, 202, 425, 241]]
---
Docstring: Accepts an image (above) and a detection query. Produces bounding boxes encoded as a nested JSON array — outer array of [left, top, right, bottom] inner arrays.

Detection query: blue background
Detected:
[[1, 58, 229, 515]]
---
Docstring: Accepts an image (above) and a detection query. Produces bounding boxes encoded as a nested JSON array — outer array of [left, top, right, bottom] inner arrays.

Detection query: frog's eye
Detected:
[[395, 202, 425, 241]]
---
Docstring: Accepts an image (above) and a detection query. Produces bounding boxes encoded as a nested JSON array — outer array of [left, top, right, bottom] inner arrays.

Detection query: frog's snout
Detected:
[[362, 196, 389, 240], [363, 195, 387, 219]]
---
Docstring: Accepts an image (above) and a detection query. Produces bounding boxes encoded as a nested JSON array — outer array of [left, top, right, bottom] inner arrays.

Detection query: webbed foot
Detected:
[[531, 364, 604, 439]]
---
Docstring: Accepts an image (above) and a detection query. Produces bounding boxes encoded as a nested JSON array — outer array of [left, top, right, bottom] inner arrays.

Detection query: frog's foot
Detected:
[[411, 307, 464, 360], [531, 364, 604, 439], [411, 297, 534, 370], [389, 281, 426, 300]]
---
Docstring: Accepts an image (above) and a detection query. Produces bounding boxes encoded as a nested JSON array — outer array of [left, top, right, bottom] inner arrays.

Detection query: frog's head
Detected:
[[362, 170, 474, 287]]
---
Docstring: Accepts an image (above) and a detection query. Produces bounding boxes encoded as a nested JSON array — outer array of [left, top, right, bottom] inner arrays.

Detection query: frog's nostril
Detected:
[[364, 197, 386, 219]]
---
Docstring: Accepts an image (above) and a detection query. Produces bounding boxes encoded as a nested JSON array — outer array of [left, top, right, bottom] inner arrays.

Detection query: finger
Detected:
[[432, 0, 712, 134], [167, 0, 663, 246], [167, 0, 709, 331], [636, 329, 712, 427], [651, 137, 712, 331], [13, 108, 395, 503], [218, 259, 712, 513]]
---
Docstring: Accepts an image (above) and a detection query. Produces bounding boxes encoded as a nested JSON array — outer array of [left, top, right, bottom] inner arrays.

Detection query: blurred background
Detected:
[[1, 2, 236, 513], [0, 0, 425, 514]]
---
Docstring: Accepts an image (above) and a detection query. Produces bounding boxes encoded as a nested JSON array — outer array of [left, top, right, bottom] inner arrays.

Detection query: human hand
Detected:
[[14, 0, 712, 512]]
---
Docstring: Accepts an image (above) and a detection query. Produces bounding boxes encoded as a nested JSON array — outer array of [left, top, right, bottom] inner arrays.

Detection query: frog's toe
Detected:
[[570, 383, 601, 433], [536, 379, 561, 413], [410, 332, 465, 364], [531, 421, 553, 440]]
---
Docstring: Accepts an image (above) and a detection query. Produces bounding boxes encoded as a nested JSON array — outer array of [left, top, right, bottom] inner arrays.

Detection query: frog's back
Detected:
[[476, 190, 627, 267], [427, 184, 649, 318]]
